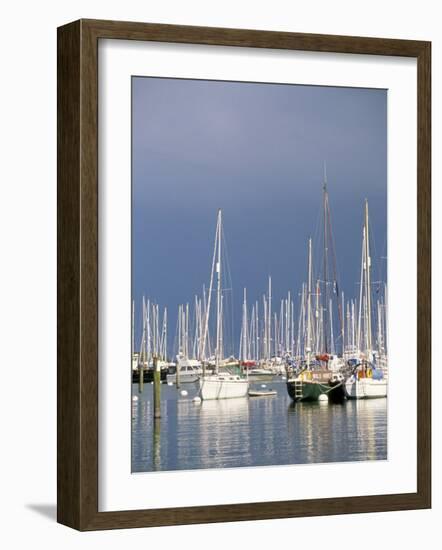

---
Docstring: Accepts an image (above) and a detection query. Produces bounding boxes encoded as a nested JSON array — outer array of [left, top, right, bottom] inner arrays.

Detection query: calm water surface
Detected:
[[131, 379, 387, 473]]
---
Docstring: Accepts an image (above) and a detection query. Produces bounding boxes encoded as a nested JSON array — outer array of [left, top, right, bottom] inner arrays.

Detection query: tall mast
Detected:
[[156, 305, 159, 356], [162, 307, 167, 360], [263, 295, 267, 359], [219, 295, 224, 363], [323, 163, 329, 353], [152, 304, 158, 355], [273, 312, 276, 356], [364, 200, 373, 353], [320, 162, 344, 353], [141, 296, 147, 365], [351, 300, 355, 349], [151, 302, 155, 357], [179, 305, 183, 358], [357, 229, 365, 352], [215, 209, 222, 369], [146, 299, 151, 362], [329, 297, 335, 354], [279, 300, 284, 355], [377, 299, 383, 354], [315, 279, 320, 353], [296, 284, 304, 357], [249, 305, 254, 360], [306, 238, 312, 369], [285, 294, 290, 353], [268, 276, 272, 359], [185, 303, 189, 358], [201, 287, 206, 356], [240, 288, 248, 361], [200, 214, 219, 361], [178, 305, 182, 355], [193, 296, 199, 358], [291, 298, 295, 355], [341, 290, 345, 355]]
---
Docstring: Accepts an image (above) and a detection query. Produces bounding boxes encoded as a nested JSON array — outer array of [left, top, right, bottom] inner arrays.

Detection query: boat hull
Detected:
[[132, 368, 167, 383], [249, 369, 273, 376], [344, 377, 387, 399], [199, 376, 249, 400], [286, 379, 345, 403], [166, 373, 200, 384], [248, 390, 277, 397]]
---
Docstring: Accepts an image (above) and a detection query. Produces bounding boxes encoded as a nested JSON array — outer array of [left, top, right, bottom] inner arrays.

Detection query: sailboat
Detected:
[[286, 237, 345, 403], [344, 200, 387, 399], [198, 210, 249, 399]]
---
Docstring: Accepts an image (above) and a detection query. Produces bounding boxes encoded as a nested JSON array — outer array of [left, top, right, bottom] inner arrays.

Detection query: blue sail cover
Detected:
[[371, 367, 384, 380]]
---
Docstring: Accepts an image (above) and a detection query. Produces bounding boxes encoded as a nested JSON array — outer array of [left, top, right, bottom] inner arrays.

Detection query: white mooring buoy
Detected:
[[192, 396, 202, 404], [261, 384, 267, 388], [167, 382, 173, 386], [180, 390, 188, 397], [318, 394, 328, 402], [132, 395, 138, 402]]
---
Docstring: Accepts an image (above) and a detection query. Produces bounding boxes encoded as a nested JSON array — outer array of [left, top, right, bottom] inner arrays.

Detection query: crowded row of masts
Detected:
[[133, 277, 387, 366], [133, 298, 167, 365], [175, 290, 212, 362], [133, 169, 387, 366], [239, 280, 296, 362], [295, 243, 388, 362]]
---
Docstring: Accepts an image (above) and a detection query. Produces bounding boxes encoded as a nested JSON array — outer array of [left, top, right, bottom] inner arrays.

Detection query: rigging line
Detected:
[[368, 213, 378, 287], [380, 234, 388, 282], [367, 213, 385, 341], [323, 182, 329, 353], [367, 215, 386, 348], [326, 197, 344, 338], [369, 214, 386, 294], [311, 197, 323, 284], [221, 222, 235, 358]]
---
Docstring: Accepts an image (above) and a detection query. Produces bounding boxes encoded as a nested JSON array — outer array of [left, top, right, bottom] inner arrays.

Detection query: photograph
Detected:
[[0, 0, 434, 540], [130, 76, 389, 474]]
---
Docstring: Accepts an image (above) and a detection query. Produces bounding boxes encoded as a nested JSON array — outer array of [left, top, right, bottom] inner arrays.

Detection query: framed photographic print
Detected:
[[57, 19, 431, 530]]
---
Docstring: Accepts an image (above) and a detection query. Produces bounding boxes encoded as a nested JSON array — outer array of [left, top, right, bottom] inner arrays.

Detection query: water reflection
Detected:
[[132, 380, 387, 473]]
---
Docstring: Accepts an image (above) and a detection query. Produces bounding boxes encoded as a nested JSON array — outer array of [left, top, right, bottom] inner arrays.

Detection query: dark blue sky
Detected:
[[132, 77, 387, 356]]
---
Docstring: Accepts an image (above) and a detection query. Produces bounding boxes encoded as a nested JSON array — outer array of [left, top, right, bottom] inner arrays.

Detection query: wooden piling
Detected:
[[153, 355, 161, 419], [176, 359, 181, 389]]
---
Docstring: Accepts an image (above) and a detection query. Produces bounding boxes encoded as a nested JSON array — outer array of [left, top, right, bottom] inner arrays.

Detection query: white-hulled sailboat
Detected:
[[344, 200, 387, 399], [198, 210, 249, 399]]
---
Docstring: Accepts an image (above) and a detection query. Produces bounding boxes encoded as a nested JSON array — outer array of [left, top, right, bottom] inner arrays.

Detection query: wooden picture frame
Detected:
[[57, 18, 431, 531]]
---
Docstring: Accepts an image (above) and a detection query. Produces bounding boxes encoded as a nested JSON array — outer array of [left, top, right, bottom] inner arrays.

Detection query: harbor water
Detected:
[[132, 378, 387, 473]]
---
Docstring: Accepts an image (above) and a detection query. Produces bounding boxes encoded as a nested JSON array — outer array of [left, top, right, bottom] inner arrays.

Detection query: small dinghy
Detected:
[[248, 389, 277, 397]]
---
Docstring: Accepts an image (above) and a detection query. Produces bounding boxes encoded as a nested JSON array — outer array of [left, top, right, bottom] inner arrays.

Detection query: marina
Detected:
[[131, 77, 389, 473], [131, 184, 388, 472], [131, 182, 388, 405]]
